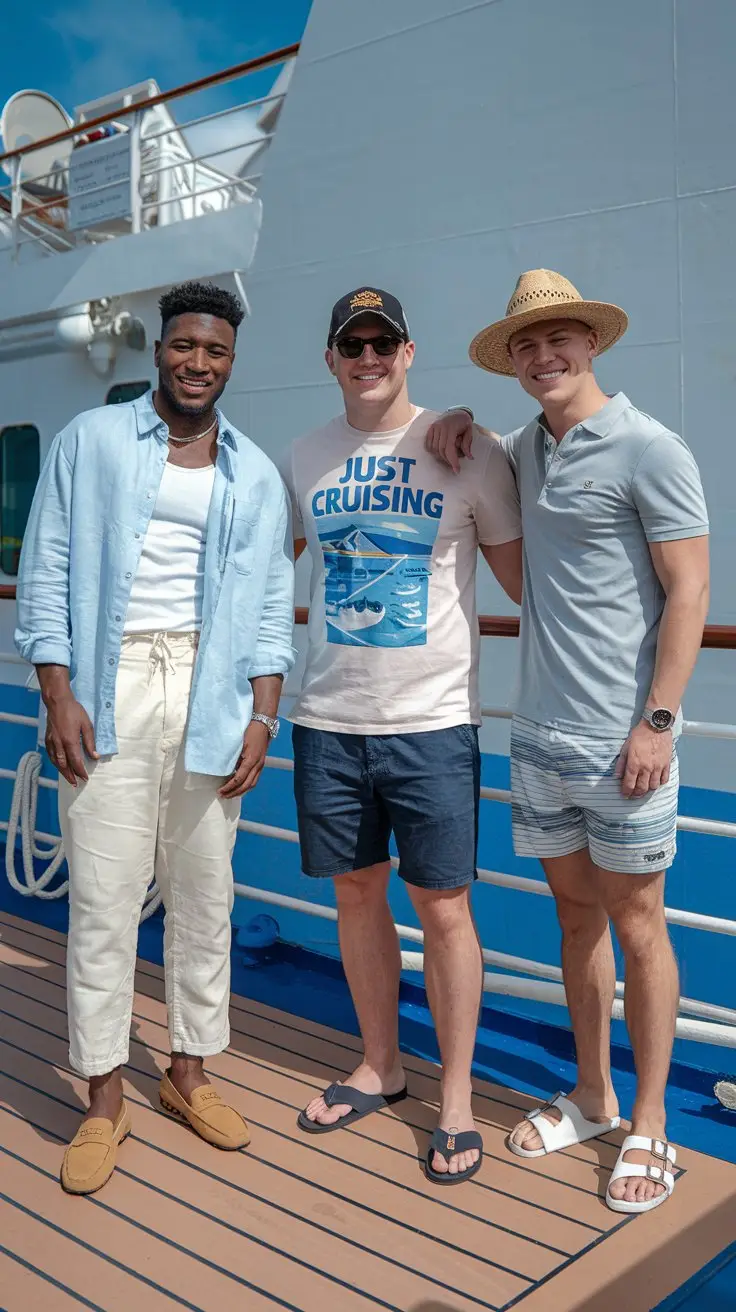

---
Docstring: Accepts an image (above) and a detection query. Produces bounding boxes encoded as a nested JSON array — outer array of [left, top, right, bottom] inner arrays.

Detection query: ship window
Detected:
[[0, 424, 40, 576], [106, 381, 150, 405]]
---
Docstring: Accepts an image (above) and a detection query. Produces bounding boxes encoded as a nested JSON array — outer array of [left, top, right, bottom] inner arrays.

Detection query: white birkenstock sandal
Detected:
[[606, 1135, 676, 1213], [508, 1091, 621, 1159]]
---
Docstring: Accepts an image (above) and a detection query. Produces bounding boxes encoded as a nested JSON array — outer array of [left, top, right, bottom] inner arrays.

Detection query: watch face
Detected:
[[651, 708, 673, 730]]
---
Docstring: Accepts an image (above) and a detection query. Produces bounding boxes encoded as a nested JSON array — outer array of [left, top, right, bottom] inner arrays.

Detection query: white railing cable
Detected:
[[10, 811, 736, 1041], [3, 659, 736, 1043], [231, 879, 736, 1024], [4, 752, 67, 899]]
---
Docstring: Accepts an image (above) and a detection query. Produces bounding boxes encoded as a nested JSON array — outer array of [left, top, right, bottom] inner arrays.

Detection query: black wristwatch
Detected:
[[642, 707, 675, 733]]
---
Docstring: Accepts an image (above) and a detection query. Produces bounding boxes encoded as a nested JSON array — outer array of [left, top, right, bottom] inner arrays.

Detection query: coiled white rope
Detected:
[[5, 749, 161, 919], [5, 751, 66, 898]]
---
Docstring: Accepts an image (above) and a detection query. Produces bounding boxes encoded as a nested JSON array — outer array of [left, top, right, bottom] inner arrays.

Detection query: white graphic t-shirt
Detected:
[[282, 407, 521, 734]]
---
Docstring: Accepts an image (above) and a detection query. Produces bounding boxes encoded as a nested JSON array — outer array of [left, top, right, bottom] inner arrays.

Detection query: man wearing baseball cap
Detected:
[[280, 287, 522, 1184], [427, 269, 710, 1213]]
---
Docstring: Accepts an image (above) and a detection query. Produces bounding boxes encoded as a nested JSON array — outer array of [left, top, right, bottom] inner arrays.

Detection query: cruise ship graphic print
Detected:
[[319, 513, 439, 647]]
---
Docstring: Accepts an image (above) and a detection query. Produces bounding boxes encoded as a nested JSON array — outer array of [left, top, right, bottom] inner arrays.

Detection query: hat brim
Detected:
[[469, 300, 629, 376]]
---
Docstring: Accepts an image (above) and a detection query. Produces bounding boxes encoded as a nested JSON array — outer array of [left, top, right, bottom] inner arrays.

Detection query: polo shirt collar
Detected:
[[133, 388, 238, 450], [537, 392, 630, 443]]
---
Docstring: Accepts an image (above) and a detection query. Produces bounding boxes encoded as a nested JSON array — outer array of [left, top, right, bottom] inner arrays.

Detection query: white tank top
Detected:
[[125, 461, 216, 634]]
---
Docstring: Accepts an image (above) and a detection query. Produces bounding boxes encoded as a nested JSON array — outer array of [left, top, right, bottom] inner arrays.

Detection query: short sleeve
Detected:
[[277, 443, 304, 537], [474, 431, 522, 546], [499, 427, 522, 476], [631, 435, 709, 543]]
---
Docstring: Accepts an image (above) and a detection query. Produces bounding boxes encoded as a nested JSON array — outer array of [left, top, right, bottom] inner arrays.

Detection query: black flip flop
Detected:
[[425, 1128, 484, 1185], [297, 1082, 408, 1134]]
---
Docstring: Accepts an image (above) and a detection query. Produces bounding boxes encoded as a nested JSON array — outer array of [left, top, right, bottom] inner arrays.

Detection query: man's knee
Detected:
[[554, 888, 608, 943], [333, 862, 391, 908], [599, 872, 669, 960], [409, 883, 474, 937], [609, 898, 669, 960]]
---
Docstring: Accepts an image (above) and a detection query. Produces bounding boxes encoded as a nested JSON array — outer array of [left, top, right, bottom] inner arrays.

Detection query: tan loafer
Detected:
[[60, 1101, 132, 1195], [159, 1072, 250, 1150]]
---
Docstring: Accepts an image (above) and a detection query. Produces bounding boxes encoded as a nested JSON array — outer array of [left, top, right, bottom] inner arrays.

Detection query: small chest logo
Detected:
[[583, 480, 594, 490]]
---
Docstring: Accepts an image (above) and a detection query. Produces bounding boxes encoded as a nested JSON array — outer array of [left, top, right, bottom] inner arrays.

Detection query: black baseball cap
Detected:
[[327, 287, 410, 348]]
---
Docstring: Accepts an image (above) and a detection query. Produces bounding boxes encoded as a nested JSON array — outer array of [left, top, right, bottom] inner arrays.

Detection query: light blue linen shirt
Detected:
[[15, 391, 296, 775]]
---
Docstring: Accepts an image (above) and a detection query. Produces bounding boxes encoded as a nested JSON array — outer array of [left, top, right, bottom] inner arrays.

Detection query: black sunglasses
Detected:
[[335, 333, 403, 359]]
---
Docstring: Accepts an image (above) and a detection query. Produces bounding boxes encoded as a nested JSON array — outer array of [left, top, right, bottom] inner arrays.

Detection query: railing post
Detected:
[[10, 156, 21, 261], [129, 111, 143, 234]]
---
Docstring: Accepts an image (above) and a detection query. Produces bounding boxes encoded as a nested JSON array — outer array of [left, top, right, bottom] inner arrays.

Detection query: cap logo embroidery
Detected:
[[350, 290, 383, 310], [583, 480, 594, 489]]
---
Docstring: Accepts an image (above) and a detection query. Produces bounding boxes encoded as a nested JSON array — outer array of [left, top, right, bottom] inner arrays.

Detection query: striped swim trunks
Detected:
[[510, 716, 678, 874]]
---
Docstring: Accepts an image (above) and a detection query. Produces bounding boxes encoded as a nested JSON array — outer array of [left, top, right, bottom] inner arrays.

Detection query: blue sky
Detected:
[[0, 0, 312, 133]]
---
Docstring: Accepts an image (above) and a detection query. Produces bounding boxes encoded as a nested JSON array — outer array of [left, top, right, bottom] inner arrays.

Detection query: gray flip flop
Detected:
[[425, 1128, 484, 1185], [297, 1081, 408, 1134]]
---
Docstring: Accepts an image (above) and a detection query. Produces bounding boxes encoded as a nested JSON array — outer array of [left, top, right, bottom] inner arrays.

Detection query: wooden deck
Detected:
[[0, 909, 734, 1312]]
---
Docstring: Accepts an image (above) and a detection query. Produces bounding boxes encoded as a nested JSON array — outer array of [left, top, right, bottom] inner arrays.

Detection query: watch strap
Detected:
[[251, 712, 279, 739]]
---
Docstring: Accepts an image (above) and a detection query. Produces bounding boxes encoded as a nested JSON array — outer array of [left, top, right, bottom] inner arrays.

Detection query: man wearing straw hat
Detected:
[[427, 269, 709, 1213]]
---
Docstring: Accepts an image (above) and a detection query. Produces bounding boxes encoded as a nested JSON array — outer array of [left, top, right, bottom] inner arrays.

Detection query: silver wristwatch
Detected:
[[251, 713, 280, 740], [642, 707, 675, 733]]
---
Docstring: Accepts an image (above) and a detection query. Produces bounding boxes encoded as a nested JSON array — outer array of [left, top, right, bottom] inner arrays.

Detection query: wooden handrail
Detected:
[[0, 42, 301, 168], [297, 604, 733, 648], [3, 590, 733, 648]]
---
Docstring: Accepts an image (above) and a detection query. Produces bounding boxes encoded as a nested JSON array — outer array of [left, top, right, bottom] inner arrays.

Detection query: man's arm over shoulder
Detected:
[[473, 432, 523, 605], [248, 477, 297, 680], [15, 428, 76, 667]]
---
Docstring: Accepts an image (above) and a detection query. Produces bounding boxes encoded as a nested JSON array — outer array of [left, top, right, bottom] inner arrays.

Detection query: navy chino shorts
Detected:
[[292, 723, 480, 889]]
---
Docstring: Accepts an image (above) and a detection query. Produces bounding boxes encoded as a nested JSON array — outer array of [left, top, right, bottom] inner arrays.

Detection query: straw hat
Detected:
[[469, 269, 629, 376]]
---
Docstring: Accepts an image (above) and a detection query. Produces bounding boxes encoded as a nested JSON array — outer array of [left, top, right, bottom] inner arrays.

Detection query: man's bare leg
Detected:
[[409, 883, 483, 1176], [302, 862, 405, 1125], [84, 1068, 125, 1122], [511, 848, 619, 1151], [599, 867, 677, 1206], [168, 1054, 211, 1101]]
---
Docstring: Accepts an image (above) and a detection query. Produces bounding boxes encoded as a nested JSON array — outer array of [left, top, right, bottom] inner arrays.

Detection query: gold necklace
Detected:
[[168, 415, 218, 446]]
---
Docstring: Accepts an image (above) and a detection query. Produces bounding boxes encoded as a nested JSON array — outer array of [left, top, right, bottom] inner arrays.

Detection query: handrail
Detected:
[[0, 42, 301, 168], [4, 591, 736, 647]]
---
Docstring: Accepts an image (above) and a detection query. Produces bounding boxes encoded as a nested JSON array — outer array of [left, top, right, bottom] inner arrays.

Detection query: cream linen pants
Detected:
[[59, 633, 240, 1077]]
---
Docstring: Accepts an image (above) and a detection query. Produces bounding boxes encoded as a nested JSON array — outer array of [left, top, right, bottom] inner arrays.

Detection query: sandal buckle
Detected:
[[646, 1162, 663, 1182], [537, 1090, 563, 1115], [650, 1139, 670, 1162]]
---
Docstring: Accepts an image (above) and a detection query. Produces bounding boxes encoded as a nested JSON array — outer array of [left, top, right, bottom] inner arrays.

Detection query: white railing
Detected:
[[3, 681, 736, 1047], [0, 45, 298, 259]]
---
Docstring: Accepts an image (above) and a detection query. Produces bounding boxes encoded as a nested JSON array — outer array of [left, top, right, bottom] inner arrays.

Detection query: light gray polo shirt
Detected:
[[501, 392, 709, 735]]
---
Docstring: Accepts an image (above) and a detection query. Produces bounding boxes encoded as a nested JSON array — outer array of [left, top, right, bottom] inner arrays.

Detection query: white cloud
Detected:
[[378, 520, 419, 534]]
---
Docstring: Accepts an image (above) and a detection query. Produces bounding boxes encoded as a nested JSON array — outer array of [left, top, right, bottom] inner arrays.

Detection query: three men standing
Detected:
[[16, 281, 295, 1193], [17, 268, 709, 1213]]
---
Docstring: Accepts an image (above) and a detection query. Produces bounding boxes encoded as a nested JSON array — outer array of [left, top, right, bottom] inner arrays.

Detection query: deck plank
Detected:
[[1, 910, 735, 1312], [0, 934, 620, 1230], [0, 1073, 531, 1309], [0, 1239, 107, 1311]]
